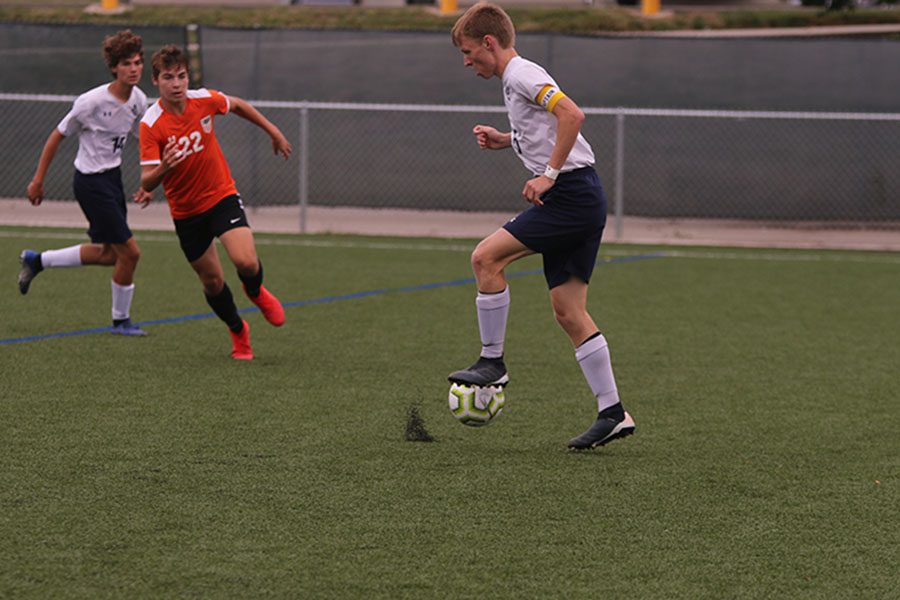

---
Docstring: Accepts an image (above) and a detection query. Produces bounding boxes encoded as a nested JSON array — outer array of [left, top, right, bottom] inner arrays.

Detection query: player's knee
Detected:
[[97, 246, 115, 265], [471, 246, 496, 277], [121, 246, 141, 265], [199, 273, 225, 294], [233, 256, 258, 276], [553, 306, 572, 329], [552, 303, 581, 333]]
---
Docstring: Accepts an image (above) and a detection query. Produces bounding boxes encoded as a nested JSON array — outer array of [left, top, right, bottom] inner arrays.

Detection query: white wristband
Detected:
[[543, 165, 560, 181]]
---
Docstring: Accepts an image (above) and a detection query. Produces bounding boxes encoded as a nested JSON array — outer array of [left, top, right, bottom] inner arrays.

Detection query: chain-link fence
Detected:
[[198, 27, 900, 112], [4, 23, 900, 112], [2, 94, 898, 232], [0, 23, 185, 95]]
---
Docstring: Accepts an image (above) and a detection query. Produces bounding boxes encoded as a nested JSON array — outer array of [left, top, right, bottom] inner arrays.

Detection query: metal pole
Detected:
[[185, 24, 203, 89], [299, 105, 309, 234], [614, 112, 625, 240]]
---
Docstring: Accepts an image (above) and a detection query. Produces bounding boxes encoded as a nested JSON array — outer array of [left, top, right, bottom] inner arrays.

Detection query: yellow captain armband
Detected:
[[535, 84, 567, 112]]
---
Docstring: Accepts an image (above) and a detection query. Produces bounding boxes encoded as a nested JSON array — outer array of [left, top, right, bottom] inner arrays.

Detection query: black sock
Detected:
[[598, 403, 625, 421], [205, 283, 243, 332], [239, 260, 263, 297], [478, 355, 503, 363], [34, 253, 44, 272], [113, 318, 128, 327]]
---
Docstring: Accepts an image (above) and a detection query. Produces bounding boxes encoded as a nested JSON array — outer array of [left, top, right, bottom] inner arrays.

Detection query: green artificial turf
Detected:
[[1, 227, 897, 598]]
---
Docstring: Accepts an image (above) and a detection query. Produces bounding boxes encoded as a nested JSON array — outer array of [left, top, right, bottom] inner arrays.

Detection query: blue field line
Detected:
[[1, 252, 665, 346]]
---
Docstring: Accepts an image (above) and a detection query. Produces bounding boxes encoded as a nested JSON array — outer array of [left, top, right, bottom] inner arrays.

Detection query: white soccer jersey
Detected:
[[502, 56, 594, 176], [57, 83, 148, 175]]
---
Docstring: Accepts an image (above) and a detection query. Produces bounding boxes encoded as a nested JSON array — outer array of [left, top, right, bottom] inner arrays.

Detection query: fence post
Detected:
[[614, 111, 625, 240], [184, 24, 203, 88], [299, 104, 309, 234]]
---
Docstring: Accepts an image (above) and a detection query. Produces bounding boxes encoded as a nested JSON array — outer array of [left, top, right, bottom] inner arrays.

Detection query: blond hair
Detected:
[[451, 2, 516, 49]]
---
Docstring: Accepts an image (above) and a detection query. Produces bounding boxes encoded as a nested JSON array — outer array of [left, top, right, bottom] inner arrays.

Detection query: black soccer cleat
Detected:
[[568, 406, 636, 450], [448, 356, 509, 387]]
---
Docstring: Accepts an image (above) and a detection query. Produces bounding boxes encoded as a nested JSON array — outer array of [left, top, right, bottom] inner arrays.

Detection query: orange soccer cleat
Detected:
[[246, 284, 285, 327], [229, 320, 253, 361]]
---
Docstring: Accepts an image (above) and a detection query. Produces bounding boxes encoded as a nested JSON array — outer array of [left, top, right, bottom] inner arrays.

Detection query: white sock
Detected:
[[40, 244, 82, 268], [476, 286, 510, 359], [575, 333, 621, 413], [111, 281, 135, 322]]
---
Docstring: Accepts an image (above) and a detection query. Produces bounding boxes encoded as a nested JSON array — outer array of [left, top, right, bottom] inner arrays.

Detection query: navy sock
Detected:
[[205, 283, 243, 332]]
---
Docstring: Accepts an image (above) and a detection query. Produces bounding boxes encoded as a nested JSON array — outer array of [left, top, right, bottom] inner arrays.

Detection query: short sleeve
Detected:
[[207, 89, 230, 115], [509, 63, 567, 113], [56, 96, 85, 137], [139, 122, 160, 166]]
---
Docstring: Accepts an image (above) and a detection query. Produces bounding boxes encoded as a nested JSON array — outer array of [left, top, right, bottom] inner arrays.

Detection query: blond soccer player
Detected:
[[448, 3, 636, 449]]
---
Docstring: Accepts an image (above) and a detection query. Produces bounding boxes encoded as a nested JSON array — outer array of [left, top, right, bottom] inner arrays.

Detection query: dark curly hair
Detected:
[[102, 29, 143, 77]]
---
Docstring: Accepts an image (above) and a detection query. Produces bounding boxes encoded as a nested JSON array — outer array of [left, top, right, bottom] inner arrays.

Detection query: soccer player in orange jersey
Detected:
[[139, 45, 291, 360]]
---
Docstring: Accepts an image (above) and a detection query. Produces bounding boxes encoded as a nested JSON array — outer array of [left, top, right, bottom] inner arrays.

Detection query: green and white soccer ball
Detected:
[[448, 382, 505, 427]]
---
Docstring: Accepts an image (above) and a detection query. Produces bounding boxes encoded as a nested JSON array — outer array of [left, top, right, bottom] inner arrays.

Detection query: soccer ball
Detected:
[[448, 382, 505, 427]]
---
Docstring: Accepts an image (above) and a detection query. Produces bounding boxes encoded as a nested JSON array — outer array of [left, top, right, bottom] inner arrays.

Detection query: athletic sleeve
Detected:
[[207, 89, 230, 115], [509, 62, 567, 113], [56, 96, 86, 137], [139, 121, 160, 166]]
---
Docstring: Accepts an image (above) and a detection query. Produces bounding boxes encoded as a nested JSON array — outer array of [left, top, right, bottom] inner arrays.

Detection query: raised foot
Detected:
[[18, 249, 42, 295], [448, 356, 509, 387], [247, 285, 285, 327]]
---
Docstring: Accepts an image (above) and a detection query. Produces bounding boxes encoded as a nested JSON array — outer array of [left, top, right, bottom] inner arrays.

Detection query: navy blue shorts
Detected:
[[73, 167, 133, 244], [503, 166, 607, 289], [173, 194, 250, 263]]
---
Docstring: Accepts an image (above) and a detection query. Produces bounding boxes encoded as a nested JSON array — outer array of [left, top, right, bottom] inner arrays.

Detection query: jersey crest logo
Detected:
[[200, 115, 213, 134]]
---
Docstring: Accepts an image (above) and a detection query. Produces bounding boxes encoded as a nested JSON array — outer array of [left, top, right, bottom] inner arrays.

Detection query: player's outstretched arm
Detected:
[[27, 129, 66, 206], [473, 125, 511, 150], [228, 96, 292, 160]]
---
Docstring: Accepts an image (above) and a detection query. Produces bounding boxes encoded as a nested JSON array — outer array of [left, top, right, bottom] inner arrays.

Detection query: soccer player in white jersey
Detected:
[[21, 30, 152, 336], [449, 2, 636, 449]]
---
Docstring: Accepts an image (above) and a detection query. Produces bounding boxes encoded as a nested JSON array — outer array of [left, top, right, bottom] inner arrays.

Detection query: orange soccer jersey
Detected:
[[139, 89, 238, 220]]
